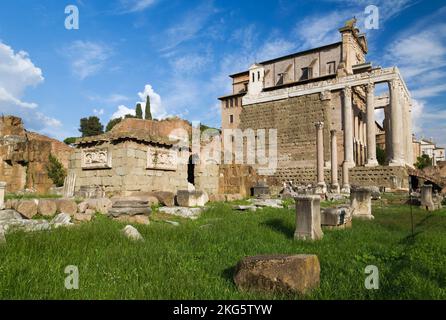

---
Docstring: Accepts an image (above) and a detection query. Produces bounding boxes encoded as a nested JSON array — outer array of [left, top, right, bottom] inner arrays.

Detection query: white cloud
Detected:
[[0, 41, 63, 138], [159, 2, 216, 52], [0, 42, 44, 97], [294, 11, 347, 49], [170, 51, 212, 74], [62, 41, 111, 80], [119, 0, 156, 13], [111, 105, 135, 119], [111, 84, 166, 120], [93, 108, 105, 116], [137, 84, 166, 118]]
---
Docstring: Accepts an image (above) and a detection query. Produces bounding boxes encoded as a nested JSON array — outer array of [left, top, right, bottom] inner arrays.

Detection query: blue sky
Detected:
[[0, 0, 445, 147]]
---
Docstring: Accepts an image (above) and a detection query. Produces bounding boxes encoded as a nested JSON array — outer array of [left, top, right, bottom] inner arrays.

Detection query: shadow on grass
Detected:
[[222, 265, 237, 283], [261, 219, 294, 239]]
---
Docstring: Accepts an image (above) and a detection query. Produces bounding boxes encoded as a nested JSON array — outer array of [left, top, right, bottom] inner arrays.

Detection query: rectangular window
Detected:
[[252, 72, 255, 82], [230, 98, 233, 107], [225, 100, 229, 108], [229, 115, 234, 124], [327, 61, 336, 74], [301, 67, 312, 80], [235, 97, 238, 107]]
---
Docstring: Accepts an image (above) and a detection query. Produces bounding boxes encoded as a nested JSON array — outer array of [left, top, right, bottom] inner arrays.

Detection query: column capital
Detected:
[[343, 86, 352, 96], [330, 129, 337, 135], [315, 121, 324, 130], [366, 82, 375, 92]]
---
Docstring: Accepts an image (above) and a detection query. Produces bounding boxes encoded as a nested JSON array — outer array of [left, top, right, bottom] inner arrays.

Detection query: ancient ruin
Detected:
[[0, 116, 73, 194], [219, 20, 416, 192]]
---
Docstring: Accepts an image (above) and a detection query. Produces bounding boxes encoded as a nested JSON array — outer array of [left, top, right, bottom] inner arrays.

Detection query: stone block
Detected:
[[115, 215, 150, 225], [108, 207, 152, 217], [321, 206, 352, 226], [350, 187, 374, 220], [74, 213, 93, 222], [0, 209, 23, 221], [158, 207, 203, 220], [37, 200, 57, 217], [176, 190, 209, 207], [234, 254, 320, 295], [122, 225, 144, 241], [16, 200, 38, 219], [209, 194, 226, 202], [56, 199, 78, 216], [154, 191, 176, 207], [294, 195, 323, 241], [420, 185, 439, 211]]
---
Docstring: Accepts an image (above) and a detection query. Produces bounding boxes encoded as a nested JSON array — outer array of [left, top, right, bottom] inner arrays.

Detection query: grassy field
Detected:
[[0, 198, 445, 300]]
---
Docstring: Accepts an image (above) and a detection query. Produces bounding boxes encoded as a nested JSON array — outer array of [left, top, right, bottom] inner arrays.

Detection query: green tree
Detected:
[[46, 154, 66, 187], [135, 103, 143, 119], [79, 116, 104, 137], [106, 118, 122, 132], [415, 154, 432, 169], [144, 95, 152, 120], [63, 137, 77, 145], [376, 146, 386, 166]]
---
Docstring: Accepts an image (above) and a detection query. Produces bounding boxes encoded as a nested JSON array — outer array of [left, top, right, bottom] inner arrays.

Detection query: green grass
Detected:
[[0, 202, 445, 300], [5, 193, 62, 201]]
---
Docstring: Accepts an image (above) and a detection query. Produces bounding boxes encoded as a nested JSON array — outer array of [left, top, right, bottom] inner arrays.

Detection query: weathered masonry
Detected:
[[219, 20, 414, 191], [69, 118, 219, 197]]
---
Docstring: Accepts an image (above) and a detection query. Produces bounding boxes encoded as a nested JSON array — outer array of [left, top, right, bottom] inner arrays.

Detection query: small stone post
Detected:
[[330, 130, 340, 193], [294, 195, 323, 241], [0, 182, 6, 210], [350, 187, 374, 220], [420, 185, 435, 211], [315, 122, 326, 194]]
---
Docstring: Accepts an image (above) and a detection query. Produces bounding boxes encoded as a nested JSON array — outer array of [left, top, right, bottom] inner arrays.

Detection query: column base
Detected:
[[341, 185, 351, 194], [330, 183, 340, 194], [389, 159, 405, 167], [343, 161, 355, 169], [365, 160, 379, 167], [315, 182, 327, 195]]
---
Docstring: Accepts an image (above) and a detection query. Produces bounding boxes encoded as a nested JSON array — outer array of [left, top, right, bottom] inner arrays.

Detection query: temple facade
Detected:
[[219, 20, 414, 191]]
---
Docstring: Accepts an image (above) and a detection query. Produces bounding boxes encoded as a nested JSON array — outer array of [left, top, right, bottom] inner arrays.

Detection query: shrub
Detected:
[[46, 154, 66, 187]]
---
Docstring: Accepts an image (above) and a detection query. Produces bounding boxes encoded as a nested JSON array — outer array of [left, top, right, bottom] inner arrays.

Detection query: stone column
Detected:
[[342, 86, 354, 192], [0, 182, 6, 210], [365, 83, 378, 166], [406, 100, 414, 167], [294, 195, 323, 241], [389, 79, 404, 166], [315, 122, 326, 194], [330, 130, 340, 193]]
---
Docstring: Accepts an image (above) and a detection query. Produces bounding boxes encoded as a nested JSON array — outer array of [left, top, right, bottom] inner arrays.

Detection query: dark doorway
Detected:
[[188, 155, 196, 185]]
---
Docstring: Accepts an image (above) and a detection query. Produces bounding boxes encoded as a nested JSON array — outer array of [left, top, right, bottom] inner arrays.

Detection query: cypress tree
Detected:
[[144, 95, 152, 120], [135, 103, 143, 119]]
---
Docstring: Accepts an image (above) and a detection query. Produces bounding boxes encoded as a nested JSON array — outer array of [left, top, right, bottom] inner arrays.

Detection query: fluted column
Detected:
[[330, 130, 340, 193], [389, 79, 404, 166], [365, 83, 378, 166], [315, 122, 326, 193], [342, 86, 354, 192]]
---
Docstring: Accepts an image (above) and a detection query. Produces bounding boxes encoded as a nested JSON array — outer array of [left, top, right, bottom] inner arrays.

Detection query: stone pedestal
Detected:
[[0, 182, 6, 210], [294, 195, 323, 241], [350, 187, 374, 220], [420, 185, 438, 211]]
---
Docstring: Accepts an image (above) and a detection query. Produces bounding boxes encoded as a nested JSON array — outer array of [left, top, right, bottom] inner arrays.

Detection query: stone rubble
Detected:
[[159, 207, 204, 220], [122, 225, 144, 241]]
